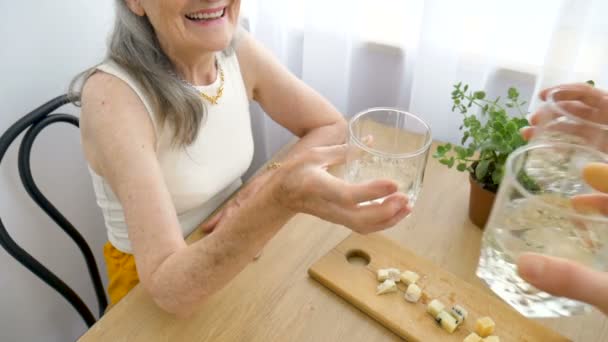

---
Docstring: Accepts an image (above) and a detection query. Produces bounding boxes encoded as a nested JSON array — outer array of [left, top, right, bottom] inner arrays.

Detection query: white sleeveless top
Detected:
[[89, 51, 254, 253]]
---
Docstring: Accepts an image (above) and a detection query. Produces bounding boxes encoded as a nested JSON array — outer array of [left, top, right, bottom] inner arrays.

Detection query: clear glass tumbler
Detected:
[[477, 142, 608, 317], [345, 108, 432, 206], [532, 88, 608, 152]]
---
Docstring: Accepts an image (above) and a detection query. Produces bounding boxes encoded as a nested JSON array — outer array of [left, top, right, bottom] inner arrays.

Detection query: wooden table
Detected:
[[79, 142, 608, 342]]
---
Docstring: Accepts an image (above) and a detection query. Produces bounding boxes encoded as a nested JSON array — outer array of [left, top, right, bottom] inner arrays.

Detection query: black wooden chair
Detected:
[[0, 94, 107, 327]]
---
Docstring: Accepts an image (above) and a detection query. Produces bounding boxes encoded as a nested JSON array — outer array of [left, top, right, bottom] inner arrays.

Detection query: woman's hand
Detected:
[[200, 169, 275, 234], [271, 144, 410, 234], [205, 144, 410, 235]]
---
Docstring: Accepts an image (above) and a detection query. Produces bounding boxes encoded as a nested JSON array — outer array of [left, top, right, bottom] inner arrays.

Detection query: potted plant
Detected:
[[433, 83, 530, 228]]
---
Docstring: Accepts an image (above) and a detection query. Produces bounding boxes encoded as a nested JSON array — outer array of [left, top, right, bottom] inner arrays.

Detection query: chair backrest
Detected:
[[0, 94, 107, 327]]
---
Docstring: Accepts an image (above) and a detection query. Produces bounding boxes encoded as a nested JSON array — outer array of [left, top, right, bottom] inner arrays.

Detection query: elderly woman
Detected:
[[75, 0, 410, 317]]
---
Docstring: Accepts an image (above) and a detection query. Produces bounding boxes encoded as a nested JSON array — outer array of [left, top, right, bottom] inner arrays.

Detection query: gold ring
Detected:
[[266, 162, 282, 170]]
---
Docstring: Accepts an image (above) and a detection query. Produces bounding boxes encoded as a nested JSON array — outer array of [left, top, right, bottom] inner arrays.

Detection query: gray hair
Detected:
[[71, 0, 235, 146]]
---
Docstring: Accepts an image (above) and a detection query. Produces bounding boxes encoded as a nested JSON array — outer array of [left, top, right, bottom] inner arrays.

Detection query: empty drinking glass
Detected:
[[345, 108, 432, 206]]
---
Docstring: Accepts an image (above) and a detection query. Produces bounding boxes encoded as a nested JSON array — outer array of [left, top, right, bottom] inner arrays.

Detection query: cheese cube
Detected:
[[483, 336, 500, 342], [450, 305, 468, 325], [404, 284, 422, 303], [400, 270, 420, 285], [475, 317, 495, 337], [377, 269, 389, 281], [427, 299, 445, 317], [376, 279, 397, 295], [377, 268, 401, 282], [463, 332, 483, 342], [435, 310, 459, 333]]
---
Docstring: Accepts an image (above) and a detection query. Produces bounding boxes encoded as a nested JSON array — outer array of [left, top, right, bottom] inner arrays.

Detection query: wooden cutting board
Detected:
[[308, 233, 569, 342]]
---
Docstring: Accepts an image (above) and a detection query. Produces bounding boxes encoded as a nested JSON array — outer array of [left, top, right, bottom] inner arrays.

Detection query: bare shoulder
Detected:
[[80, 71, 157, 175], [234, 28, 279, 100]]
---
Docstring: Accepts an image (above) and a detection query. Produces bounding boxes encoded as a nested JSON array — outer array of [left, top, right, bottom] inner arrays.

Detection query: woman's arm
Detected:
[[236, 30, 348, 154], [81, 73, 295, 317], [197, 31, 352, 234], [81, 73, 407, 318]]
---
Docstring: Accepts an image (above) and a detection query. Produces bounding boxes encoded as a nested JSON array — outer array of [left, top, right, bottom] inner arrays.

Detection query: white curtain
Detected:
[[242, 0, 608, 175]]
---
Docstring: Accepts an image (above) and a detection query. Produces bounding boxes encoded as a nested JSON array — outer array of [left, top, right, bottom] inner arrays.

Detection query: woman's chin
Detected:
[[196, 38, 233, 52], [187, 28, 235, 52]]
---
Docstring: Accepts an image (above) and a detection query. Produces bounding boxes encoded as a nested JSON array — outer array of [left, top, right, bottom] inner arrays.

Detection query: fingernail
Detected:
[[385, 183, 398, 192], [390, 201, 401, 212], [389, 199, 403, 211], [518, 254, 546, 281], [583, 163, 608, 193]]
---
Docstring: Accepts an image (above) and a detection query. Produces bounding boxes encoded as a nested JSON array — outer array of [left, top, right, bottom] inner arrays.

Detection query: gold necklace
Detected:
[[177, 62, 225, 105], [197, 64, 224, 105]]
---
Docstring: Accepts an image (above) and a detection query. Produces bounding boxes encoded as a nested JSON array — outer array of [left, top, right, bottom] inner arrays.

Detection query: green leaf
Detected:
[[455, 146, 467, 159], [515, 117, 529, 128], [440, 157, 455, 168], [491, 134, 504, 146], [509, 135, 525, 149], [445, 143, 453, 151], [464, 85, 469, 92], [478, 142, 498, 154], [475, 160, 490, 180], [466, 146, 476, 157], [506, 121, 519, 134], [467, 116, 481, 129], [492, 166, 504, 185], [508, 87, 519, 99], [457, 163, 467, 172], [492, 121, 505, 132], [461, 132, 470, 145], [587, 80, 596, 87], [474, 91, 486, 100]]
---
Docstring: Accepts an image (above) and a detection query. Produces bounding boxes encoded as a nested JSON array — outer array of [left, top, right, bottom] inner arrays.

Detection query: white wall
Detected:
[[0, 2, 114, 341]]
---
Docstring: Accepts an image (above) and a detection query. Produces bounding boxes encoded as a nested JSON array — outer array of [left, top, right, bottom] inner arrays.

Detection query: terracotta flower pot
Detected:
[[468, 175, 497, 229]]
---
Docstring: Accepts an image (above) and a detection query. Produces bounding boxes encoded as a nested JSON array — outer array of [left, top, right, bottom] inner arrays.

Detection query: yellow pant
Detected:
[[103, 241, 140, 306]]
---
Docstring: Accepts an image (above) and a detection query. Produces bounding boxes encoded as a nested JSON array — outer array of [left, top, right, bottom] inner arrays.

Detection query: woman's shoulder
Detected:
[[82, 68, 148, 120], [80, 68, 158, 174], [81, 69, 157, 150], [82, 62, 158, 127]]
